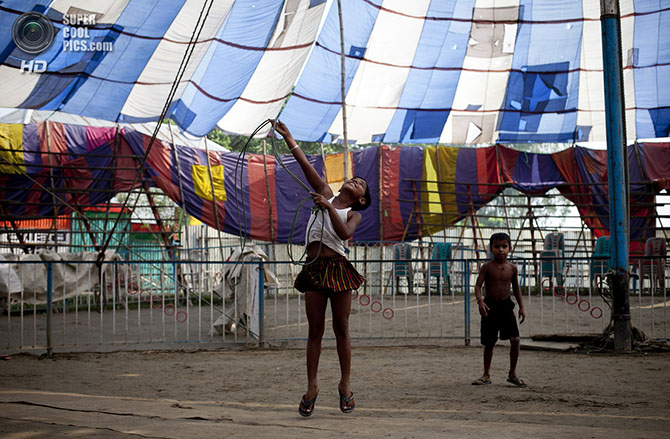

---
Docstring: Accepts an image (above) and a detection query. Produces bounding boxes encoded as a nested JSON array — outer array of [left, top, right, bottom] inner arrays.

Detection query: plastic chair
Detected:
[[540, 233, 564, 285], [393, 244, 413, 295], [590, 236, 611, 288], [638, 237, 666, 293], [426, 243, 452, 295]]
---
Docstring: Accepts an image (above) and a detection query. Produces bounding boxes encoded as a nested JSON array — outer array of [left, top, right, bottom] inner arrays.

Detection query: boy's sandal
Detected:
[[471, 377, 492, 385], [338, 389, 355, 413], [506, 376, 527, 387], [298, 394, 318, 417]]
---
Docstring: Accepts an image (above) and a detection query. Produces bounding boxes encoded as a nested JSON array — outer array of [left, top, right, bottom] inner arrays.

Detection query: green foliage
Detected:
[[206, 128, 347, 156]]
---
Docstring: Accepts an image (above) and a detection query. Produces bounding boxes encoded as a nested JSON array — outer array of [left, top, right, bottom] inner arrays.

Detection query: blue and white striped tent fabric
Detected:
[[0, 0, 668, 144]]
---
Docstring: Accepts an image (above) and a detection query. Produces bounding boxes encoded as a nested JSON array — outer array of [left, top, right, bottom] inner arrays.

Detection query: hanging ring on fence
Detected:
[[542, 278, 553, 291], [370, 301, 382, 313], [590, 306, 603, 319], [151, 296, 163, 309], [553, 285, 565, 298], [566, 292, 578, 305], [383, 308, 394, 320], [351, 290, 359, 300], [578, 299, 591, 312], [128, 284, 139, 295], [176, 310, 188, 323], [164, 303, 175, 316], [359, 294, 370, 306]]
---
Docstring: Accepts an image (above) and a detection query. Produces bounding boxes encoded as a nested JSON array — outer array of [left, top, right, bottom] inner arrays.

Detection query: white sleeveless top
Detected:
[[305, 197, 350, 256]]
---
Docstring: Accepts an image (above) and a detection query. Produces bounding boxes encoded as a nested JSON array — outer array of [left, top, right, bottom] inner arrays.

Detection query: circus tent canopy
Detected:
[[0, 108, 225, 150], [0, 0, 668, 144]]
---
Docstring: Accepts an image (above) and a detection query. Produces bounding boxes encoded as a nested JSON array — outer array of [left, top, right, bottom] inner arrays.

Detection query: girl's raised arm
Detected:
[[271, 120, 332, 198]]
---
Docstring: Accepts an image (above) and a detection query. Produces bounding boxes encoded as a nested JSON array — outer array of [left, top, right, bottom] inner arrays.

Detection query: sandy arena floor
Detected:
[[0, 341, 669, 438]]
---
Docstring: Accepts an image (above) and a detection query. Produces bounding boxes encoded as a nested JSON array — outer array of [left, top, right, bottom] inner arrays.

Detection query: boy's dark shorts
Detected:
[[480, 297, 519, 347]]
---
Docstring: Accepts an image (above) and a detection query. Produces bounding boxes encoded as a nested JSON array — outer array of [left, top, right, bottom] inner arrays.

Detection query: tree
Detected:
[[207, 128, 346, 155]]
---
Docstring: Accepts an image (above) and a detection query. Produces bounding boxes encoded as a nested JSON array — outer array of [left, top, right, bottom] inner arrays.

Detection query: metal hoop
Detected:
[[590, 306, 603, 319], [553, 285, 565, 298]]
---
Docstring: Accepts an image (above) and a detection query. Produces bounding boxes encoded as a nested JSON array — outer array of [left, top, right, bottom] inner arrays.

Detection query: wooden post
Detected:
[[336, 0, 349, 181], [262, 140, 276, 245]]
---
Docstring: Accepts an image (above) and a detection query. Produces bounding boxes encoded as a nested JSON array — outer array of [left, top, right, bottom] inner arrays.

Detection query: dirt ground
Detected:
[[0, 341, 669, 438]]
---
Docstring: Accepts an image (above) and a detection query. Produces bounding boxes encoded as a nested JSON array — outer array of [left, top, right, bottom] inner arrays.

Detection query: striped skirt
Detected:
[[294, 255, 364, 294]]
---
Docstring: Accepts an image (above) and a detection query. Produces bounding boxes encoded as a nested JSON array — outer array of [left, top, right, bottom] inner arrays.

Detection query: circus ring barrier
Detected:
[[1, 245, 667, 354]]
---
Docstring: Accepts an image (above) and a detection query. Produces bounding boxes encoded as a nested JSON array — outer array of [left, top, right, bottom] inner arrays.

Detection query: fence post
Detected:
[[46, 261, 53, 357], [258, 260, 265, 345], [464, 259, 471, 346]]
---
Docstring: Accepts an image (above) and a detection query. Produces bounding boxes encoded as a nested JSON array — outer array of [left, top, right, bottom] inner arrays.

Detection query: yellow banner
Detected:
[[0, 124, 25, 175], [324, 151, 353, 193], [192, 164, 227, 202], [421, 146, 460, 235]]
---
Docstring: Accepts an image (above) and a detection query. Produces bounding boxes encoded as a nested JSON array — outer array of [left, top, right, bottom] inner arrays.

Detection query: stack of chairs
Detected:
[[393, 244, 413, 295], [637, 237, 666, 293], [426, 242, 452, 295], [589, 236, 611, 289], [541, 233, 564, 286]]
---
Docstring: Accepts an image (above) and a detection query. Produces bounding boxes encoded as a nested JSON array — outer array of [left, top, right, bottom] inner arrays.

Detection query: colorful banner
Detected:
[[1, 122, 669, 252]]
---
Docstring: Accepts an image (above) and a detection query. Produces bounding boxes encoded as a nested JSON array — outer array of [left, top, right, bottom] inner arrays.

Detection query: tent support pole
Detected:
[[601, 0, 632, 350], [337, 0, 349, 180], [262, 140, 276, 246]]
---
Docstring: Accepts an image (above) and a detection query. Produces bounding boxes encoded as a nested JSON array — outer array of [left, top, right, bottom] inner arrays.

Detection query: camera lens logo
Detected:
[[12, 12, 55, 54]]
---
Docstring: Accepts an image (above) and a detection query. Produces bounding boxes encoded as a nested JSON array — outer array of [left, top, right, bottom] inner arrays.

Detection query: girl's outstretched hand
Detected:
[[270, 119, 291, 140]]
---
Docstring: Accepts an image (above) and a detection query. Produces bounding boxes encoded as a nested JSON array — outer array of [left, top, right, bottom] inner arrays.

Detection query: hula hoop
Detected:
[[370, 301, 382, 313], [553, 285, 565, 298], [590, 306, 603, 319], [164, 303, 175, 316], [128, 284, 139, 295], [351, 290, 359, 300], [578, 299, 591, 312], [359, 294, 370, 307], [566, 292, 578, 305], [541, 278, 553, 291], [176, 310, 188, 323], [151, 296, 163, 310], [382, 308, 394, 320]]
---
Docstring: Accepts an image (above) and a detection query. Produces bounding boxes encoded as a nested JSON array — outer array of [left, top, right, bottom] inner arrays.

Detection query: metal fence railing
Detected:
[[1, 250, 668, 354]]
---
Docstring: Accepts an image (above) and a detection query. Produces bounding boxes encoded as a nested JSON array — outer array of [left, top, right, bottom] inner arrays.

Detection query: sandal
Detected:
[[471, 377, 492, 385], [338, 389, 355, 413], [506, 376, 527, 387], [298, 393, 318, 417]]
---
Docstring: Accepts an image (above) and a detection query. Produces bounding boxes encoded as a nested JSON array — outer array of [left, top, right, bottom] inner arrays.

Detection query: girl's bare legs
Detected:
[[304, 291, 328, 401], [331, 290, 353, 403]]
